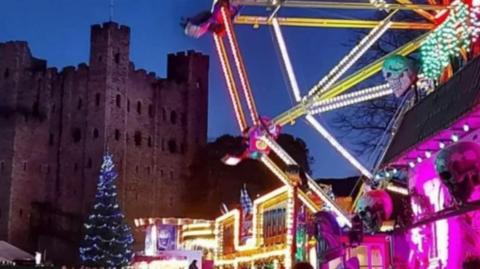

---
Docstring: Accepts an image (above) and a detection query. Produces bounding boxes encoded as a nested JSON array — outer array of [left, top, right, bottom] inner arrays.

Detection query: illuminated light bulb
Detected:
[[409, 162, 415, 168], [425, 151, 432, 158], [451, 134, 459, 142], [439, 142, 445, 149], [417, 157, 423, 163], [463, 124, 470, 132]]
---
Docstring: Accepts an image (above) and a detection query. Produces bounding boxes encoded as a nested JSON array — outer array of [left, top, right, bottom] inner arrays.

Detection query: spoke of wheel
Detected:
[[272, 17, 302, 102], [307, 10, 397, 98], [222, 6, 260, 125]]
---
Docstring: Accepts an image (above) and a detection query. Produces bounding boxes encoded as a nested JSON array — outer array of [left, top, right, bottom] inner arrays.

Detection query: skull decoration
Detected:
[[354, 190, 393, 233], [382, 55, 417, 97], [435, 141, 480, 204], [311, 211, 343, 264]]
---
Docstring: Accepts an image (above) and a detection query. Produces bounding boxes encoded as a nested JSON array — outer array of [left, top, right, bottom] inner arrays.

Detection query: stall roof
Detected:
[[383, 56, 480, 164], [0, 241, 33, 262]]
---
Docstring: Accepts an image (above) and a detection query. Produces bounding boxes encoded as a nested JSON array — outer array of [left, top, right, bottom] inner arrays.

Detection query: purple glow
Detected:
[[407, 150, 480, 268]]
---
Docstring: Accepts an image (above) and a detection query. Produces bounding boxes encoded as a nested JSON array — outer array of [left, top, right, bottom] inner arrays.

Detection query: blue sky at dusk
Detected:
[[0, 0, 378, 178]]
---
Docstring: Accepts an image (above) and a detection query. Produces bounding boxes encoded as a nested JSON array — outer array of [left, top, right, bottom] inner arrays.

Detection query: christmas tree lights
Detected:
[[420, 0, 472, 80], [79, 153, 134, 267]]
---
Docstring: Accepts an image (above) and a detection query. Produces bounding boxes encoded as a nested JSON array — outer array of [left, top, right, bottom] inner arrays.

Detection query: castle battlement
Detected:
[[0, 21, 209, 265]]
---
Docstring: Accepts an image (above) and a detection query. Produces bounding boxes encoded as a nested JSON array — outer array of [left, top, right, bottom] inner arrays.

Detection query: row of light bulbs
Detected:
[[307, 13, 394, 97], [310, 85, 392, 114], [408, 124, 470, 168]]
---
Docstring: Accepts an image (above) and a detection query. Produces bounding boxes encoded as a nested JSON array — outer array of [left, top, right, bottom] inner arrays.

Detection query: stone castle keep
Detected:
[[0, 22, 208, 263]]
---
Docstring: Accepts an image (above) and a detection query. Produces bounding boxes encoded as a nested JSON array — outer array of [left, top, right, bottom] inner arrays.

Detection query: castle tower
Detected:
[[0, 42, 53, 251]]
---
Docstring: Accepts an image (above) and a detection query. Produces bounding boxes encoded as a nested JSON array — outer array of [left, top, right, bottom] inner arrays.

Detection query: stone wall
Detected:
[[0, 21, 209, 264]]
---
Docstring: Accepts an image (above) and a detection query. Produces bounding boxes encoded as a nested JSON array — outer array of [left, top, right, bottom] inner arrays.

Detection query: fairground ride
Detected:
[[183, 0, 478, 242]]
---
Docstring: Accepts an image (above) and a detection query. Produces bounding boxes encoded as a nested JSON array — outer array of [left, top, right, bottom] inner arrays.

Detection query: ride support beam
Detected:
[[231, 0, 448, 11], [235, 16, 435, 30], [213, 34, 249, 132], [221, 6, 260, 125]]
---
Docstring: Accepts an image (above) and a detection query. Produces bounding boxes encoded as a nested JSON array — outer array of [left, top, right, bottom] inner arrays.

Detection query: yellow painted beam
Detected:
[[273, 32, 430, 126], [232, 0, 448, 11], [395, 0, 437, 22], [235, 16, 435, 30]]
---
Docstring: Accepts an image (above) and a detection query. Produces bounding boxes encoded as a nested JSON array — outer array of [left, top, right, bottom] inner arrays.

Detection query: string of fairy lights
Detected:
[[420, 0, 477, 80]]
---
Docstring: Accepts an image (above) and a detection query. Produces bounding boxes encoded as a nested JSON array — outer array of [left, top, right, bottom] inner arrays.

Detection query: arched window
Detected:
[[93, 128, 99, 139], [148, 105, 154, 118], [168, 139, 177, 153], [72, 128, 82, 143], [116, 94, 121, 108], [115, 129, 120, 141], [77, 98, 83, 110], [148, 136, 152, 147], [4, 68, 9, 78], [127, 99, 130, 112], [87, 158, 92, 168], [162, 108, 166, 121], [137, 101, 142, 114], [95, 93, 101, 107], [134, 131, 142, 146], [170, 111, 177, 124], [114, 53, 120, 64]]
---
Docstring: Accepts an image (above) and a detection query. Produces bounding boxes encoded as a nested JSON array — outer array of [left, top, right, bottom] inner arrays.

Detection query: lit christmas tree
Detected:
[[79, 153, 134, 267]]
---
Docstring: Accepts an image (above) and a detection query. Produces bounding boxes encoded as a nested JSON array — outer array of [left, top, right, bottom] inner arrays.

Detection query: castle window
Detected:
[[181, 113, 186, 126], [98, 56, 103, 63], [74, 163, 78, 172], [77, 98, 83, 110], [148, 105, 154, 118], [135, 166, 139, 174], [147, 166, 151, 175], [134, 131, 142, 146], [170, 171, 174, 180], [115, 129, 120, 141], [137, 101, 142, 114], [116, 94, 121, 108], [162, 108, 166, 121], [4, 68, 9, 78], [148, 136, 152, 147], [23, 162, 27, 171], [49, 133, 54, 146], [93, 128, 99, 139], [170, 111, 177, 125], [87, 158, 92, 168], [32, 101, 39, 116], [0, 161, 4, 173], [51, 104, 56, 114], [127, 99, 130, 112], [161, 139, 165, 151], [95, 93, 101, 107], [72, 128, 82, 143], [160, 169, 164, 177], [114, 53, 120, 64], [168, 139, 177, 153], [19, 209, 23, 217]]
